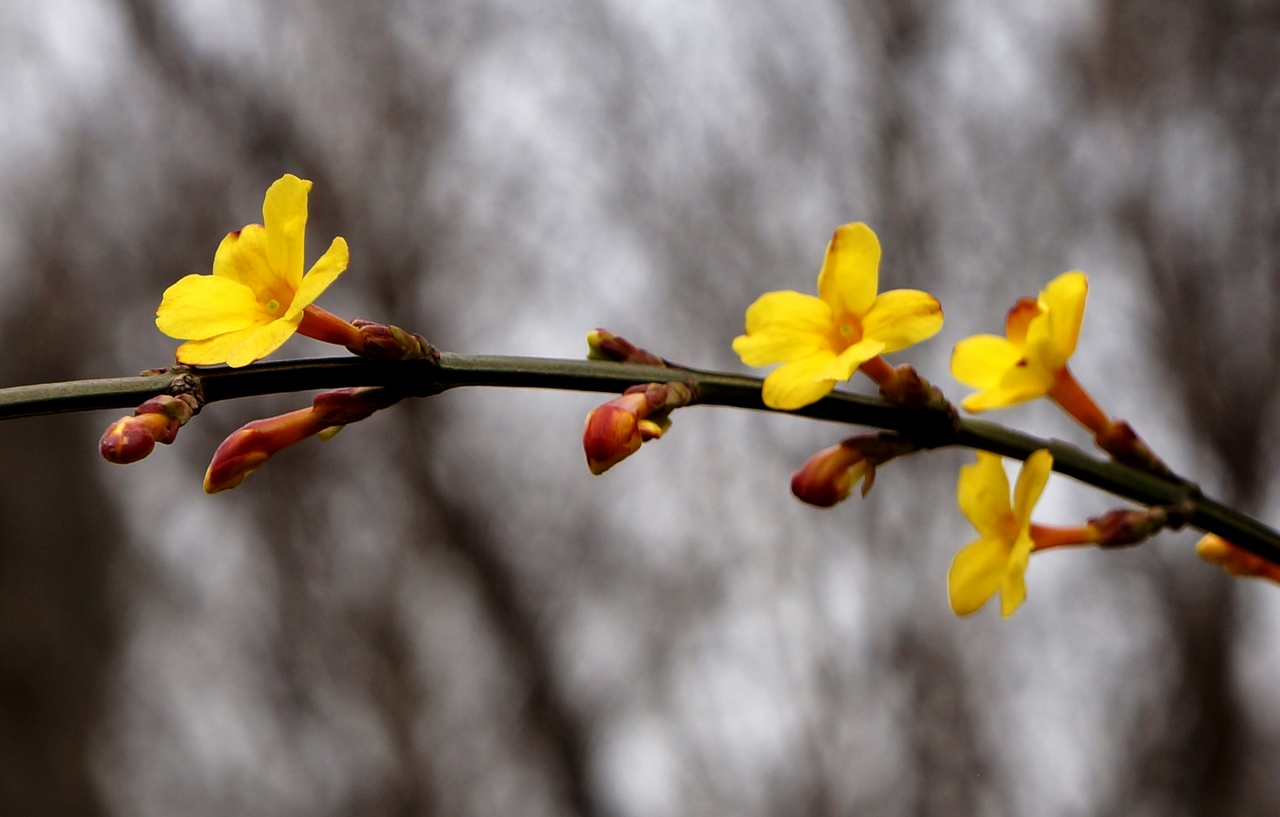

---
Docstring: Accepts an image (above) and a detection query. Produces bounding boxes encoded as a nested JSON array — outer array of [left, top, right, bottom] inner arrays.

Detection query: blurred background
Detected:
[[1, 0, 1280, 814]]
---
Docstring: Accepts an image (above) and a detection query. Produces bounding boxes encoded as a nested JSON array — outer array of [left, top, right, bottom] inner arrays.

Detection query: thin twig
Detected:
[[1, 353, 1273, 563]]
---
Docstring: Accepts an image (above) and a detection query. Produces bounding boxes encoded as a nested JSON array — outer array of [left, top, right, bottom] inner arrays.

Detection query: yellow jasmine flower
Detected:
[[949, 449, 1054, 618], [156, 174, 349, 367], [732, 223, 943, 410], [950, 271, 1094, 415]]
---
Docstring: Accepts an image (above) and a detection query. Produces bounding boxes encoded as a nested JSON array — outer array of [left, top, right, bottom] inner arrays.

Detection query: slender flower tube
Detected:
[[949, 450, 1098, 618], [157, 174, 350, 367], [733, 223, 944, 410]]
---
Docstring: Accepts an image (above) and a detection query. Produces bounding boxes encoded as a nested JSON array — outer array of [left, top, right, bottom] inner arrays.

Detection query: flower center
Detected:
[[266, 299, 280, 313], [833, 313, 863, 349]]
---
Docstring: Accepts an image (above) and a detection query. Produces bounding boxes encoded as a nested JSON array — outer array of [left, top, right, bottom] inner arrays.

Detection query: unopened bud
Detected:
[[790, 432, 922, 507], [587, 329, 667, 367], [99, 393, 201, 464], [583, 392, 650, 475], [100, 413, 175, 464], [791, 444, 871, 507], [204, 387, 402, 493], [204, 408, 328, 493], [1195, 534, 1280, 583], [582, 381, 696, 474]]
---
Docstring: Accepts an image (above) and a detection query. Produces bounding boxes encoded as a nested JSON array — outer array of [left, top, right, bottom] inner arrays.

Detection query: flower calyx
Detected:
[[582, 381, 696, 475], [587, 329, 668, 367], [293, 305, 437, 362], [1087, 502, 1194, 549], [100, 393, 201, 464], [791, 432, 921, 507], [204, 386, 402, 493]]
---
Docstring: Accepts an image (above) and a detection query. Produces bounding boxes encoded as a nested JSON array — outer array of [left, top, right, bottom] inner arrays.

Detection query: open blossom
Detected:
[[949, 450, 1054, 618], [156, 174, 349, 367], [950, 271, 1087, 412], [733, 223, 943, 410]]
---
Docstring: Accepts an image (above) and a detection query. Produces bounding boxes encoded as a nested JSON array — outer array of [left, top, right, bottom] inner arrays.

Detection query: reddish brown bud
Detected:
[[583, 392, 650, 475], [100, 413, 175, 464], [204, 408, 329, 493], [99, 393, 200, 464], [790, 433, 922, 507], [581, 382, 696, 475], [791, 443, 871, 507], [204, 387, 402, 493], [587, 329, 667, 367]]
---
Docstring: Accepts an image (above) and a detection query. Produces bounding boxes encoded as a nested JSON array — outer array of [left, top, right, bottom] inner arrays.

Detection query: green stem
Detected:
[[0, 353, 1271, 563]]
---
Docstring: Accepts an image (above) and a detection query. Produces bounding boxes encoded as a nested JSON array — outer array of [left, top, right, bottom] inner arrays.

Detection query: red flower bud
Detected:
[[583, 392, 651, 475], [100, 412, 176, 464], [203, 408, 329, 494], [790, 443, 871, 507]]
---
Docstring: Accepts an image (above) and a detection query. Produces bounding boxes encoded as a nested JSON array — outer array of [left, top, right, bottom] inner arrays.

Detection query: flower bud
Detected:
[[99, 393, 200, 464], [583, 392, 650, 475], [790, 443, 871, 507], [582, 382, 696, 474], [204, 387, 402, 493], [586, 329, 666, 367], [100, 412, 175, 464], [204, 407, 328, 493], [1196, 534, 1280, 583], [790, 432, 923, 507]]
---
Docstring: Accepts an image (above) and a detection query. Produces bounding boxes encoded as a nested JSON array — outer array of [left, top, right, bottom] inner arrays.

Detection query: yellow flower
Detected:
[[156, 174, 349, 367], [732, 223, 943, 410], [950, 271, 1087, 413], [948, 449, 1053, 618]]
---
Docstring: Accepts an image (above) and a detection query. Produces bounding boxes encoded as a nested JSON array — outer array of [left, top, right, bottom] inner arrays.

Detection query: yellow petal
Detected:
[[814, 337, 884, 381], [761, 351, 838, 410], [744, 290, 832, 333], [860, 289, 944, 354], [286, 237, 349, 318], [156, 274, 261, 340], [175, 325, 262, 365], [263, 174, 312, 290], [734, 291, 833, 366], [957, 451, 1011, 536], [211, 225, 288, 303], [1036, 271, 1087, 369], [959, 383, 1052, 413], [817, 223, 880, 318], [225, 314, 305, 368], [1013, 449, 1053, 524], [950, 335, 1022, 389], [948, 535, 1009, 616], [999, 528, 1034, 618]]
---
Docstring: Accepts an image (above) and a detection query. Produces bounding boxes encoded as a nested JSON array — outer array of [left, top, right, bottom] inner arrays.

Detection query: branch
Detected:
[[2, 353, 1274, 563]]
